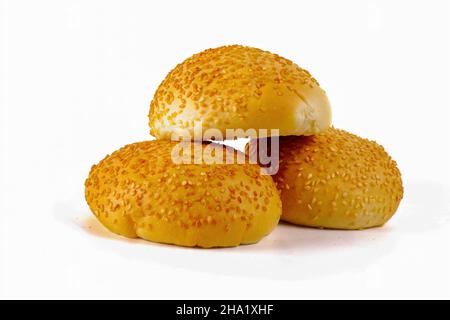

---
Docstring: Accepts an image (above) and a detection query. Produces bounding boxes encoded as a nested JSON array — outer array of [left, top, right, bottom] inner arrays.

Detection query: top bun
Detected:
[[149, 45, 332, 140]]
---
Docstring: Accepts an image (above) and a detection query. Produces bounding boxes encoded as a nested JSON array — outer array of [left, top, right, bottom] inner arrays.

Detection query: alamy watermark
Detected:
[[169, 121, 280, 175]]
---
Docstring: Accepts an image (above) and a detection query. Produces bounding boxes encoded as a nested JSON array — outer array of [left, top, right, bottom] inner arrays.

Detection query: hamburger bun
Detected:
[[248, 128, 403, 229], [149, 45, 332, 140], [85, 140, 281, 247]]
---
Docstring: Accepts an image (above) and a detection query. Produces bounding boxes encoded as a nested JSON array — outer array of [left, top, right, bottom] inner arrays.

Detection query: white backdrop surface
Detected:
[[1, 0, 449, 299]]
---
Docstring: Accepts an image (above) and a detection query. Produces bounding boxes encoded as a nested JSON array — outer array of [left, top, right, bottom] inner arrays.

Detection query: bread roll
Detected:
[[85, 140, 281, 247], [248, 128, 403, 229], [149, 45, 331, 140]]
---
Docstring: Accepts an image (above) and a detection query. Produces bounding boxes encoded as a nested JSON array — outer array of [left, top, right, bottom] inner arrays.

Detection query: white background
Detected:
[[1, 0, 449, 299]]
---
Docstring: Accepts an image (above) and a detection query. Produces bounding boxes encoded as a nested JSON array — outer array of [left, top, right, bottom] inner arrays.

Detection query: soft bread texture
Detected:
[[248, 128, 403, 229], [85, 140, 281, 247], [149, 45, 332, 140]]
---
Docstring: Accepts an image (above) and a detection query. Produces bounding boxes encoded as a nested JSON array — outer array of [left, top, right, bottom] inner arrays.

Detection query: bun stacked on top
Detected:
[[85, 45, 403, 247], [149, 45, 331, 140]]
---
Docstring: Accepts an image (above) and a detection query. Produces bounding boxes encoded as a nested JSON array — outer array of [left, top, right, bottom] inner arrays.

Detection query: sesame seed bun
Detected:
[[149, 45, 332, 140], [85, 140, 281, 247], [248, 128, 403, 229]]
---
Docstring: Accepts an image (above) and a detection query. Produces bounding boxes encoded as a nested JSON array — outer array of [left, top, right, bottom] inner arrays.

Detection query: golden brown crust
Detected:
[[85, 140, 281, 247], [249, 128, 403, 229], [149, 45, 331, 139]]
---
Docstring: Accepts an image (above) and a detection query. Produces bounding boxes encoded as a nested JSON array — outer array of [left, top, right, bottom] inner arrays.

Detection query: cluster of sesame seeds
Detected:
[[264, 128, 403, 228], [85, 140, 281, 242], [149, 45, 324, 137]]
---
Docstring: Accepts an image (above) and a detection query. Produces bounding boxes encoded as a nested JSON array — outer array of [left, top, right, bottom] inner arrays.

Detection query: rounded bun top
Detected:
[[149, 45, 332, 140], [85, 140, 281, 247], [250, 128, 403, 229]]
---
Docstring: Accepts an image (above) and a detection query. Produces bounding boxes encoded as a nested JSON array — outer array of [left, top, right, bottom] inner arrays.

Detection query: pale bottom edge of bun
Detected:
[[95, 214, 280, 248], [279, 203, 400, 231]]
